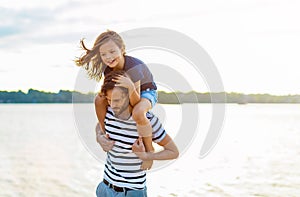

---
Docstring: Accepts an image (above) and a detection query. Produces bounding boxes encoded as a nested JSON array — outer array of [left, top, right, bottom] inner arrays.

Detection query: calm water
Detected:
[[0, 104, 299, 197]]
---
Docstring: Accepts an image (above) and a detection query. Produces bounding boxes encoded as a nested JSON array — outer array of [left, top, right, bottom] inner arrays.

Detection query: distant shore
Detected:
[[1, 89, 300, 104]]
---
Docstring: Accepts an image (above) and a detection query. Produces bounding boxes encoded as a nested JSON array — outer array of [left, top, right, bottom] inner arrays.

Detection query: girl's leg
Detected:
[[132, 98, 154, 170], [95, 94, 108, 133]]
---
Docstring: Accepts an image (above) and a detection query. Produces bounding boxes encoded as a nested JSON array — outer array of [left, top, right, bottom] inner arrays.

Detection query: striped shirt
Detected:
[[103, 107, 166, 190]]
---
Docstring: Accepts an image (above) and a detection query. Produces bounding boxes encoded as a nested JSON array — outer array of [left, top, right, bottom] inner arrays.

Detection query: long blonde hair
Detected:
[[75, 30, 126, 81]]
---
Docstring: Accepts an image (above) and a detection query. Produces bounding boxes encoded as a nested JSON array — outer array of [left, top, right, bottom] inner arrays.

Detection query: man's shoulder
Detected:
[[106, 107, 114, 116], [146, 112, 162, 128], [146, 111, 154, 119]]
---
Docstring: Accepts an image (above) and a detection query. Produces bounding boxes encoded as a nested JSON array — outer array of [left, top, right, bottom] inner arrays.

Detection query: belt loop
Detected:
[[124, 188, 127, 196]]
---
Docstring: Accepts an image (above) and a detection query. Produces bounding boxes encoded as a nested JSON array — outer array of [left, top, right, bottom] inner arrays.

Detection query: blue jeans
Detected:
[[96, 182, 147, 197], [141, 89, 158, 108]]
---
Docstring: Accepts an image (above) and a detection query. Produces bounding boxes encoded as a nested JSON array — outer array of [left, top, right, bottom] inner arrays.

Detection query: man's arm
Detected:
[[95, 123, 115, 152], [132, 134, 179, 161]]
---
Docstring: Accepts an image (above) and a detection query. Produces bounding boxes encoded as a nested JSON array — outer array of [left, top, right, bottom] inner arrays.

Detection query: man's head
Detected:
[[101, 70, 130, 117]]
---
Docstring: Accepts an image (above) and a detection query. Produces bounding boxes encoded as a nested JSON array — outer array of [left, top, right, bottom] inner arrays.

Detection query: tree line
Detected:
[[1, 89, 300, 104]]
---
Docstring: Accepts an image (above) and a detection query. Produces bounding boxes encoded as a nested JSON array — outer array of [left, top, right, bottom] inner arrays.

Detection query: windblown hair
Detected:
[[75, 30, 126, 82], [101, 70, 130, 96]]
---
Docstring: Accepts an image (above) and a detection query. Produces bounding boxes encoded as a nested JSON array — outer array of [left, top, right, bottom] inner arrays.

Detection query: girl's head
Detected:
[[75, 30, 126, 81]]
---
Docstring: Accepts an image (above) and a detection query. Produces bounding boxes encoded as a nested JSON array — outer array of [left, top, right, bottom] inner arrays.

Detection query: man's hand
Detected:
[[140, 160, 153, 171], [97, 133, 115, 152], [132, 137, 153, 170]]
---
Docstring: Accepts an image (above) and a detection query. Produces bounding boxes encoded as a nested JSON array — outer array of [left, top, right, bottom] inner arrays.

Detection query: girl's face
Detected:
[[99, 40, 124, 69]]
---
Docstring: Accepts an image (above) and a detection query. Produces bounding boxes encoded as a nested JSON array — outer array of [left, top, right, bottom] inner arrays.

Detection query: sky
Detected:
[[1, 0, 300, 95]]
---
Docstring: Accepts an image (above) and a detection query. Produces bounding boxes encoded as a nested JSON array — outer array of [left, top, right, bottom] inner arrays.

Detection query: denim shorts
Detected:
[[96, 181, 147, 197], [141, 89, 158, 108]]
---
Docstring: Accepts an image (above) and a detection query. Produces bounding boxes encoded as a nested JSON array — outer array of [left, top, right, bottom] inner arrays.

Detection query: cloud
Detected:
[[0, 0, 123, 49], [0, 69, 9, 73], [0, 26, 21, 37], [1, 0, 300, 94], [0, 6, 59, 49], [0, 7, 54, 34], [0, 0, 197, 48]]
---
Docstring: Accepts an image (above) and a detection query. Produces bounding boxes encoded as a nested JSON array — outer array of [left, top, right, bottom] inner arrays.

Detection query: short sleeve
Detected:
[[147, 112, 167, 143]]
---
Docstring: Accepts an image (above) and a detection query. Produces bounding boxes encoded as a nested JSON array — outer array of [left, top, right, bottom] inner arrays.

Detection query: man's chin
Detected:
[[112, 109, 120, 115]]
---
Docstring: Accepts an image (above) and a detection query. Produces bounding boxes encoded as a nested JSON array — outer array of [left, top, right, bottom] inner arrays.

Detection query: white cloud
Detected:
[[1, 0, 300, 94], [0, 0, 72, 10]]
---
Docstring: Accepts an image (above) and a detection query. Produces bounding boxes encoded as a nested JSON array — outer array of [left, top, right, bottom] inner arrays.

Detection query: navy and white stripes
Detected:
[[103, 107, 166, 189]]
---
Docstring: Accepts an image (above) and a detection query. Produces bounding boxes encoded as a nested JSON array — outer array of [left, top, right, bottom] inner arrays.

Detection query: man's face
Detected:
[[105, 87, 130, 117]]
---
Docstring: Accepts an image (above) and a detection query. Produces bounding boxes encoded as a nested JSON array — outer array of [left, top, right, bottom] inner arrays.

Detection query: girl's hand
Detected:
[[132, 137, 148, 160], [132, 137, 153, 170], [132, 137, 146, 152], [113, 75, 135, 92]]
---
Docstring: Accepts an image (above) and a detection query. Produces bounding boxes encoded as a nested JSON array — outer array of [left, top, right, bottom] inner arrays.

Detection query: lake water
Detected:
[[0, 104, 299, 197]]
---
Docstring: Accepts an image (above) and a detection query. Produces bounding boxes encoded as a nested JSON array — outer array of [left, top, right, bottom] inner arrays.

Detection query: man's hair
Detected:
[[101, 70, 130, 96]]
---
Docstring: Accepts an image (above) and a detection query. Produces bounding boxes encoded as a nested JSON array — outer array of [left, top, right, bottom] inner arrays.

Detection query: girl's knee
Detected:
[[132, 107, 147, 123], [95, 94, 107, 106]]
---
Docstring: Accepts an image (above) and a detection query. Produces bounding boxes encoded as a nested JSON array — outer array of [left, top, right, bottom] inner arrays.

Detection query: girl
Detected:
[[75, 30, 157, 170]]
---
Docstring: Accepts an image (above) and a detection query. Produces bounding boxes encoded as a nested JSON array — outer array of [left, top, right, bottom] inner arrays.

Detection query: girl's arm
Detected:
[[129, 80, 141, 106], [113, 75, 141, 106]]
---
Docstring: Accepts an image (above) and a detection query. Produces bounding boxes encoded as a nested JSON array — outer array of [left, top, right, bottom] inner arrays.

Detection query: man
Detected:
[[95, 70, 179, 197]]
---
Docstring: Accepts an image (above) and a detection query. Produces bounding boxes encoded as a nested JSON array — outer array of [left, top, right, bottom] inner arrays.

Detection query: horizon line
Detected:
[[1, 88, 300, 96]]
